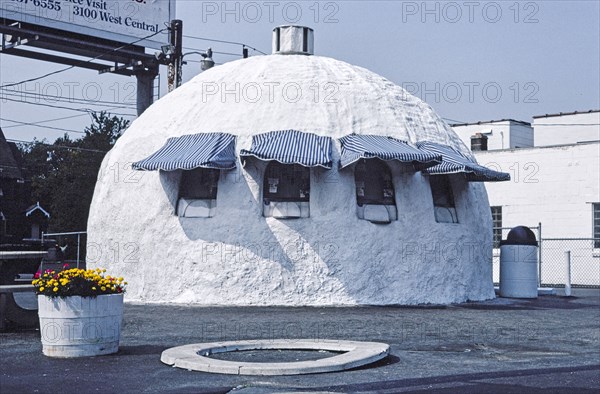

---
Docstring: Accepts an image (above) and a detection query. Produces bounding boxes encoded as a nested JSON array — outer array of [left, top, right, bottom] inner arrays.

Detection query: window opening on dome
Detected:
[[177, 168, 220, 218], [263, 162, 310, 219], [429, 175, 458, 223], [354, 159, 397, 224]]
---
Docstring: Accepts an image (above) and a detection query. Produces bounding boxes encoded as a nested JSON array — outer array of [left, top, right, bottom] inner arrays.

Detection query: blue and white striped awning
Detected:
[[416, 141, 510, 182], [338, 134, 442, 169], [240, 130, 333, 168], [132, 133, 237, 171]]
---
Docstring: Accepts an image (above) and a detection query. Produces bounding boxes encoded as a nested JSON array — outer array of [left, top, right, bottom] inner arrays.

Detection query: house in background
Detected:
[[24, 202, 50, 241], [0, 128, 50, 245]]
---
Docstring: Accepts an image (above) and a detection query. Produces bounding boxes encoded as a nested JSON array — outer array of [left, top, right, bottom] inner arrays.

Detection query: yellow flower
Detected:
[[101, 286, 106, 291], [39, 287, 45, 292], [53, 287, 59, 292], [92, 287, 97, 291]]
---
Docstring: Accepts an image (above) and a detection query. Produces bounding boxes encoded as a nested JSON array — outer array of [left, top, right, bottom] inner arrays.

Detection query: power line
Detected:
[[7, 138, 108, 153], [443, 118, 465, 124], [0, 29, 167, 89], [182, 46, 243, 57], [0, 113, 90, 129], [0, 88, 137, 108], [533, 123, 600, 126], [183, 35, 267, 55], [1, 96, 136, 117], [0, 117, 85, 134], [185, 60, 223, 66]]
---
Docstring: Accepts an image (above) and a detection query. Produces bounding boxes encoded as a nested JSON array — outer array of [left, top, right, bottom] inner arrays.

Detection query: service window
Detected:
[[177, 168, 220, 218], [354, 159, 397, 223], [263, 162, 310, 218], [429, 175, 458, 223]]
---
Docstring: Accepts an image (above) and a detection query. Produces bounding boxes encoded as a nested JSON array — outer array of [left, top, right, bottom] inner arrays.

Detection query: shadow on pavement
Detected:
[[309, 364, 600, 392]]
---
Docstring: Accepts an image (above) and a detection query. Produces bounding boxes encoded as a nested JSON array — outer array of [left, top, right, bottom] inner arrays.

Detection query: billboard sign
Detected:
[[0, 0, 175, 49]]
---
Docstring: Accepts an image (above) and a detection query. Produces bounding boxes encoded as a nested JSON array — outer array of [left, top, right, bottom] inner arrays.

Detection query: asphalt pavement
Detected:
[[1, 289, 599, 393]]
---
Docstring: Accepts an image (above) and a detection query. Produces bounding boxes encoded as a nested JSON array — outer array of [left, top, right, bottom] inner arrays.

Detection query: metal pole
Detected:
[[167, 63, 175, 92], [167, 19, 183, 89], [564, 250, 571, 296], [537, 222, 542, 287], [174, 20, 183, 88], [76, 233, 81, 269], [167, 19, 183, 92], [136, 67, 157, 115]]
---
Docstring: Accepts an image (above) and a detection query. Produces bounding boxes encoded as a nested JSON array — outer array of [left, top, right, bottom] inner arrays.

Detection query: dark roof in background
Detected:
[[0, 128, 23, 180], [532, 109, 600, 119], [450, 119, 531, 127]]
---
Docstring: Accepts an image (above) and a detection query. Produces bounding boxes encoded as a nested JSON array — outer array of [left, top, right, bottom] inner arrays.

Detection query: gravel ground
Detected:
[[1, 289, 599, 393]]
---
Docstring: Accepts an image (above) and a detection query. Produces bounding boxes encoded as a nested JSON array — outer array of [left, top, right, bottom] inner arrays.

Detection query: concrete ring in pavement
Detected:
[[160, 339, 390, 375]]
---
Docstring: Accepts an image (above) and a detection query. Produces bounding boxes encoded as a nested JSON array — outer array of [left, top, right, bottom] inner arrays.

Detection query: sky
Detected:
[[1, 0, 599, 144]]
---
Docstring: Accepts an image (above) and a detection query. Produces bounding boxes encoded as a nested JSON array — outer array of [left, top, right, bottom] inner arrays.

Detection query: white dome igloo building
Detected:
[[88, 26, 509, 305]]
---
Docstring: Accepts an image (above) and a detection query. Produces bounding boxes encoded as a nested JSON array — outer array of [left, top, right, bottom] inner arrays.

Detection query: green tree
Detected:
[[19, 112, 129, 234]]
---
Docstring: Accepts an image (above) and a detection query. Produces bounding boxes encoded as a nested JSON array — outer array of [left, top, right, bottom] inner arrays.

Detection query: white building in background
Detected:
[[534, 110, 600, 147], [451, 119, 534, 150], [452, 110, 600, 286]]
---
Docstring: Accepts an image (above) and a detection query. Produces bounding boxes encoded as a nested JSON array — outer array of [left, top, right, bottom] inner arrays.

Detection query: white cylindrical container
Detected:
[[499, 245, 538, 298], [37, 294, 123, 357]]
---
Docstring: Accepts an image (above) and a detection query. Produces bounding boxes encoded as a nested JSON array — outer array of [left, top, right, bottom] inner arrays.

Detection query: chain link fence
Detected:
[[539, 238, 599, 288], [41, 231, 87, 268], [493, 225, 599, 288]]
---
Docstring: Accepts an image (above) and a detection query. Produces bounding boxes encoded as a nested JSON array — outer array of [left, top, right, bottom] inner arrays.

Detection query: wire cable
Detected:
[[1, 96, 136, 117], [7, 138, 108, 153], [533, 123, 600, 126], [443, 118, 466, 124], [183, 35, 267, 55], [0, 88, 137, 108], [182, 46, 243, 57], [0, 113, 90, 129], [0, 117, 85, 134]]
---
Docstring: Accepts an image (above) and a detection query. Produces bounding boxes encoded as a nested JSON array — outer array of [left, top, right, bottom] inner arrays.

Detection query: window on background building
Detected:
[[263, 162, 310, 218], [429, 175, 458, 223], [177, 168, 220, 218], [491, 206, 502, 248], [354, 159, 397, 223], [594, 203, 600, 248]]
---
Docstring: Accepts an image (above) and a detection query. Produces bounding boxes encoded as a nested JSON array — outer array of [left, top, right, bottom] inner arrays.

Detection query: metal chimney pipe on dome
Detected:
[[272, 25, 314, 55]]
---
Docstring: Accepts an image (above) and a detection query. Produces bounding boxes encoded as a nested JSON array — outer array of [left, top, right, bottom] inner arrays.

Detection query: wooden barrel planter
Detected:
[[37, 293, 123, 357]]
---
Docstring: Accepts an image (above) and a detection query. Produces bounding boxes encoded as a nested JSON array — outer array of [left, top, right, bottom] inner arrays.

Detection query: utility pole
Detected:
[[135, 63, 159, 116], [168, 19, 183, 92]]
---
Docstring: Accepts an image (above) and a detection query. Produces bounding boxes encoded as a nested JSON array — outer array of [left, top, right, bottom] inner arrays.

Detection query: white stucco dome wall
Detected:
[[87, 54, 495, 305]]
